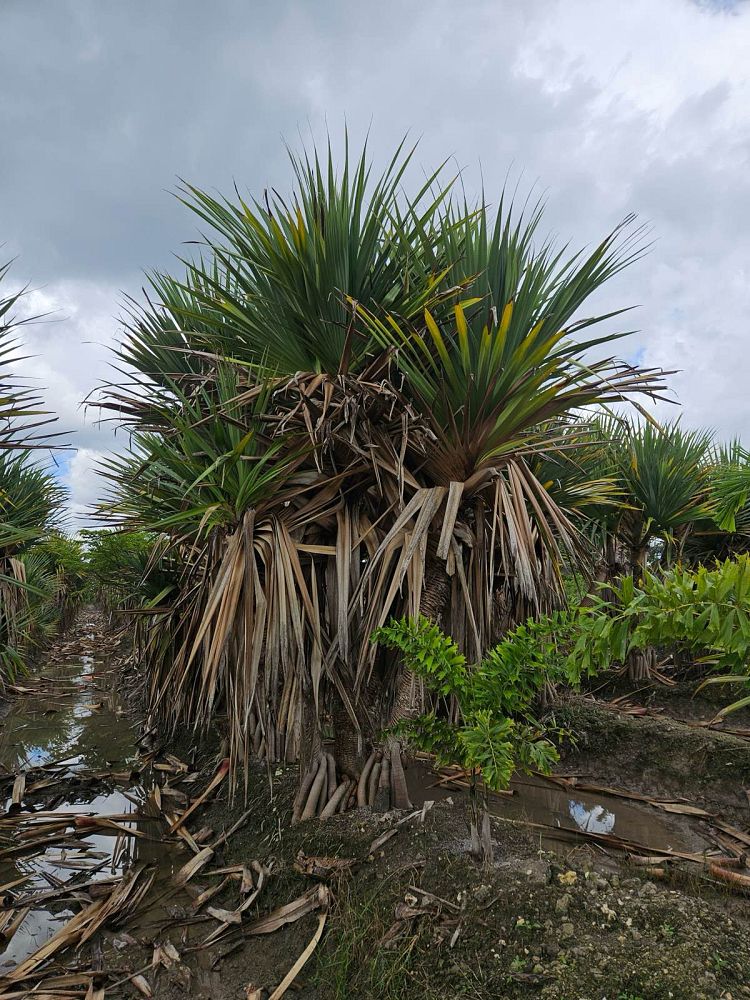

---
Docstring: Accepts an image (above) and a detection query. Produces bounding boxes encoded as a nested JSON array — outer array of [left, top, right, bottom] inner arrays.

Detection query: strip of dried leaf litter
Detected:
[[496, 813, 733, 867], [168, 758, 230, 834], [0, 865, 155, 994], [532, 773, 715, 816]]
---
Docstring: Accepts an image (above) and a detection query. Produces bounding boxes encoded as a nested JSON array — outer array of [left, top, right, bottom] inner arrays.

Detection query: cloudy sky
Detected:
[[2, 0, 749, 525]]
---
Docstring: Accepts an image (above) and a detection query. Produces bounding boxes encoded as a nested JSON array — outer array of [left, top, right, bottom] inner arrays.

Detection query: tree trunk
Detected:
[[385, 554, 452, 810], [626, 645, 657, 682], [468, 773, 493, 866], [295, 549, 453, 821], [331, 690, 362, 781]]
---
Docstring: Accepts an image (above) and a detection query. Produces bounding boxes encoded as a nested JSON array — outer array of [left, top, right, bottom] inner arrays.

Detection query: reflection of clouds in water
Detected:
[[0, 648, 159, 969], [569, 800, 616, 834], [0, 908, 73, 968], [0, 788, 142, 967]]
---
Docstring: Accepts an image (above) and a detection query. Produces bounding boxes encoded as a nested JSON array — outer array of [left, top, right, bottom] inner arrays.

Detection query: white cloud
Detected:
[[8, 281, 122, 527], [63, 447, 108, 531], [13, 281, 121, 449], [3, 0, 750, 523]]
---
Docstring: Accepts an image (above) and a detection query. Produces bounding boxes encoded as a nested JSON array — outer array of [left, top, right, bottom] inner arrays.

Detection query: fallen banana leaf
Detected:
[[165, 754, 189, 773], [244, 885, 327, 937], [192, 875, 233, 912], [163, 809, 201, 854], [1, 899, 106, 986], [534, 774, 708, 813], [0, 832, 72, 860], [201, 863, 270, 946], [73, 815, 147, 837], [711, 820, 750, 848], [80, 865, 156, 944], [6, 875, 119, 912], [0, 906, 31, 944], [240, 865, 255, 894], [655, 802, 713, 817], [10, 775, 25, 806], [152, 940, 180, 969], [0, 865, 157, 993], [132, 974, 153, 997], [0, 875, 30, 895], [207, 905, 242, 925], [201, 864, 246, 877]]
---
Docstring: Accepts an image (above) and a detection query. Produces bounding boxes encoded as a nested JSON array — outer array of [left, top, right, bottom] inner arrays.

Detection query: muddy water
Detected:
[[0, 635, 182, 969], [406, 763, 712, 857]]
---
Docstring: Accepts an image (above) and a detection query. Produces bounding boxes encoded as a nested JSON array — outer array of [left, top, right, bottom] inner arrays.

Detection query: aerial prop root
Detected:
[[294, 745, 415, 822]]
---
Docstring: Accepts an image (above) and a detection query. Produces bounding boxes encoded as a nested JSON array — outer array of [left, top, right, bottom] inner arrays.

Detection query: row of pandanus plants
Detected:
[[0, 268, 92, 678], [0, 267, 153, 672], [5, 138, 750, 824]]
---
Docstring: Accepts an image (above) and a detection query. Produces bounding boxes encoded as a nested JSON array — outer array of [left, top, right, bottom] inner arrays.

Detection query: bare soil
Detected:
[[127, 693, 750, 1000]]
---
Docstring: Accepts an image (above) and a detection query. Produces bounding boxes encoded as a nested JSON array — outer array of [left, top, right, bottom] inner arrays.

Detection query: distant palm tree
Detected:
[[587, 416, 715, 579], [684, 442, 750, 563]]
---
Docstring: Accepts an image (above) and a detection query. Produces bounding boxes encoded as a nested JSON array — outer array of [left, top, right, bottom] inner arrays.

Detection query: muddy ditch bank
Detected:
[[555, 694, 750, 821], [2, 613, 750, 998], [159, 754, 750, 1000], [142, 698, 750, 1000], [0, 610, 202, 998]]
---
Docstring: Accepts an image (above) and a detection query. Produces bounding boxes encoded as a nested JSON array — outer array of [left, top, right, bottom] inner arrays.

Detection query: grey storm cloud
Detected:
[[2, 0, 750, 524]]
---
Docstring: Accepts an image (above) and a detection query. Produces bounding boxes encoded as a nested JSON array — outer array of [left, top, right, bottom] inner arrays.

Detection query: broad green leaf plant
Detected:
[[372, 615, 576, 788], [568, 556, 750, 717], [372, 614, 577, 861]]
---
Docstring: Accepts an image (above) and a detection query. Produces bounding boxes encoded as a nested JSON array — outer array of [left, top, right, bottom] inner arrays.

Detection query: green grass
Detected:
[[316, 878, 417, 999]]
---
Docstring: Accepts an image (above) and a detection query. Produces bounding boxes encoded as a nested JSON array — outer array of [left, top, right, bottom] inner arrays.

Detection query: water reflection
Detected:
[[0, 650, 170, 967], [568, 799, 616, 834], [0, 654, 136, 773], [406, 763, 710, 858]]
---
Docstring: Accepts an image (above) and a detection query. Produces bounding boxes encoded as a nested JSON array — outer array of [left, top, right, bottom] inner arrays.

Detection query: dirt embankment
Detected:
[[8, 610, 749, 1000], [137, 693, 750, 1000], [555, 693, 750, 820]]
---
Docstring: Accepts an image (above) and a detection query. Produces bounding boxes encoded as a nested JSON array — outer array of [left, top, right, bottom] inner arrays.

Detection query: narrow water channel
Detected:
[[406, 762, 713, 858], [0, 613, 183, 972]]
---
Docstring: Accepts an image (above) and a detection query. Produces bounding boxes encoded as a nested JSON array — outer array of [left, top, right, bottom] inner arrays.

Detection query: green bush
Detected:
[[372, 614, 575, 791], [80, 529, 173, 609], [568, 555, 750, 716], [570, 556, 750, 676]]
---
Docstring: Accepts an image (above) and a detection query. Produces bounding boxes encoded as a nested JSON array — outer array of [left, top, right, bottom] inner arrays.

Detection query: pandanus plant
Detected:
[[585, 416, 715, 578], [561, 416, 716, 679], [681, 442, 750, 564], [97, 137, 666, 816], [0, 262, 67, 680]]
